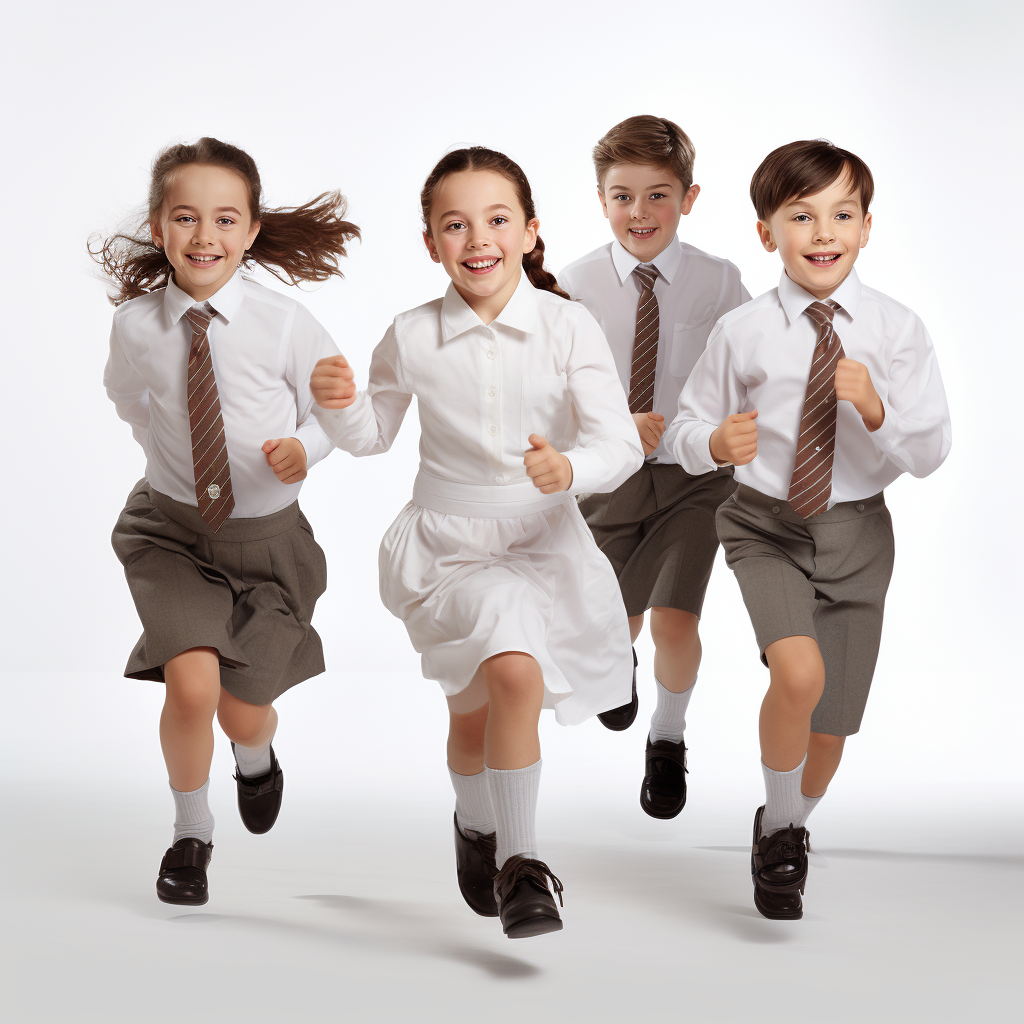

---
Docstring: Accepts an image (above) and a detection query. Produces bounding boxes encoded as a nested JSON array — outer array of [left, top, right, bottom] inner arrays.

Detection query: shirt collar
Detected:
[[163, 269, 246, 327], [440, 271, 540, 342], [610, 235, 682, 286], [778, 267, 863, 325]]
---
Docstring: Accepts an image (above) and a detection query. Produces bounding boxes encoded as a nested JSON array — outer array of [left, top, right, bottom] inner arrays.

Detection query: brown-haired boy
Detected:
[[665, 139, 951, 918], [560, 115, 749, 818]]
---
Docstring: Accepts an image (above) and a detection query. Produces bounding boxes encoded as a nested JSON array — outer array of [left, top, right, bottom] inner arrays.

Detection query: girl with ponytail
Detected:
[[310, 147, 641, 938], [96, 138, 359, 907]]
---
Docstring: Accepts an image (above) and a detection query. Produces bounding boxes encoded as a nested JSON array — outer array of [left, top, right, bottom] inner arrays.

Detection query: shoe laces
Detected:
[[498, 857, 565, 907]]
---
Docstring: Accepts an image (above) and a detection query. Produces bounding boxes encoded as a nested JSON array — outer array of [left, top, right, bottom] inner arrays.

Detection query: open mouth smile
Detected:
[[186, 253, 224, 267], [804, 252, 841, 267], [629, 228, 656, 238], [462, 257, 501, 275]]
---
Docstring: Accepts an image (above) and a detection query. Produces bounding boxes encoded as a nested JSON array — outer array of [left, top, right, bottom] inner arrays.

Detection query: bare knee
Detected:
[[649, 608, 699, 654], [808, 732, 845, 759], [482, 652, 542, 706], [217, 693, 272, 745], [164, 648, 220, 720]]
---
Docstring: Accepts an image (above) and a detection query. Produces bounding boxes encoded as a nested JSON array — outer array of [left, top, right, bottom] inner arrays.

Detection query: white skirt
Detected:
[[379, 498, 633, 725]]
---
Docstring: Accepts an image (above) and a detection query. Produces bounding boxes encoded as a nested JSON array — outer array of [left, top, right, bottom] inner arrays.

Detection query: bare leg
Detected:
[[161, 647, 221, 792], [448, 703, 489, 776], [217, 688, 276, 748], [760, 636, 825, 771], [481, 652, 544, 769], [649, 607, 701, 693], [802, 732, 846, 798], [628, 614, 644, 644]]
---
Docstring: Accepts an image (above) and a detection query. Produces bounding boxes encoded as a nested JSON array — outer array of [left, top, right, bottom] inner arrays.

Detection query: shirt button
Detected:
[[495, 474, 507, 484], [771, 505, 781, 514], [856, 503, 865, 512], [487, 386, 496, 398], [487, 350, 496, 360], [815, 446, 821, 452], [488, 424, 497, 436]]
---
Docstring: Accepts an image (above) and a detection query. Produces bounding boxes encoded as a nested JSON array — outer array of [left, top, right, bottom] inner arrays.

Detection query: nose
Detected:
[[813, 219, 835, 244], [630, 198, 648, 220], [191, 220, 216, 245]]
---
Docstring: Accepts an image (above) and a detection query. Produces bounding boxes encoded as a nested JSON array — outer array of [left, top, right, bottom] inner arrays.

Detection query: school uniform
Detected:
[[314, 275, 644, 725], [559, 237, 750, 616], [665, 269, 952, 734], [105, 271, 338, 705]]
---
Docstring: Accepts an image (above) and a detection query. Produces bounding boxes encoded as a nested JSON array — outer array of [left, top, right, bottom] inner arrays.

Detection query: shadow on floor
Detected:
[[696, 846, 1023, 868]]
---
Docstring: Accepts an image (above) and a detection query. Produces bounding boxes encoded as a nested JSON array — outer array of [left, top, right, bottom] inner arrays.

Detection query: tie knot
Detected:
[[633, 264, 657, 292], [185, 305, 213, 335], [804, 300, 840, 331]]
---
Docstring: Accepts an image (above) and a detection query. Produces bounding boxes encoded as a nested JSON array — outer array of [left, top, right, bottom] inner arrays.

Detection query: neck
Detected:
[[453, 266, 522, 326]]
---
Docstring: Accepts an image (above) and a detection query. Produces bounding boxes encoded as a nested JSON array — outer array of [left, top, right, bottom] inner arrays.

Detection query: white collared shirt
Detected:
[[559, 236, 749, 463], [664, 269, 952, 504], [313, 274, 643, 515], [104, 271, 338, 517]]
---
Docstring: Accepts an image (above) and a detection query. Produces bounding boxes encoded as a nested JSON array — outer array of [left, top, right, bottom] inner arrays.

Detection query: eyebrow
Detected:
[[608, 183, 675, 191], [786, 196, 859, 209], [169, 205, 243, 215], [439, 204, 514, 219]]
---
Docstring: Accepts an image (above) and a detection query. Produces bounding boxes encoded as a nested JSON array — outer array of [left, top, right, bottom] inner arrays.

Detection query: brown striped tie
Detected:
[[787, 300, 846, 519], [185, 305, 235, 531], [627, 264, 659, 414]]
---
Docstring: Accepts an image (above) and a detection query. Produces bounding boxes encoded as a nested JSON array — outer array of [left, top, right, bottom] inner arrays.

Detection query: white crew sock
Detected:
[[171, 778, 215, 844], [233, 720, 277, 779], [760, 756, 807, 836], [797, 792, 823, 829], [486, 759, 542, 869], [448, 765, 496, 835], [648, 677, 695, 744]]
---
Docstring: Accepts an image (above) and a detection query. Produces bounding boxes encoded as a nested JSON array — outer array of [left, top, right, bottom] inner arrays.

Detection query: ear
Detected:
[[680, 183, 700, 216], [598, 186, 609, 219], [246, 219, 261, 250], [859, 211, 872, 249], [522, 216, 539, 255], [150, 219, 164, 250], [756, 220, 776, 253], [423, 231, 441, 263]]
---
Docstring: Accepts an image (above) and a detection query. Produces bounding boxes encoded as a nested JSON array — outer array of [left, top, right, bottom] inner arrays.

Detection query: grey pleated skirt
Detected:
[[111, 479, 328, 706]]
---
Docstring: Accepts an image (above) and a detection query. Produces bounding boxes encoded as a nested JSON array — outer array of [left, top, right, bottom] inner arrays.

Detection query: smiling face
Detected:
[[423, 169, 538, 323], [150, 163, 261, 302], [599, 162, 699, 262], [757, 168, 872, 300]]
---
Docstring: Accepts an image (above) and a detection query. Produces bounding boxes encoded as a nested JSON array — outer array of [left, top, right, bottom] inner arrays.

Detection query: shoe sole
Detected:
[[157, 890, 209, 907], [639, 795, 685, 820], [458, 886, 499, 918], [753, 885, 802, 920], [505, 914, 564, 939]]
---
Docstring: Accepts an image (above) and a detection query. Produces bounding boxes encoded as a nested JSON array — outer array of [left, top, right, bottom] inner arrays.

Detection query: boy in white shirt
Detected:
[[665, 139, 951, 919], [560, 116, 749, 820]]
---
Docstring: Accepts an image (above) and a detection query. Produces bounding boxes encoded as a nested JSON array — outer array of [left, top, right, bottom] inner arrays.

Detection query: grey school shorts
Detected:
[[580, 462, 736, 618], [111, 479, 328, 706], [716, 484, 895, 736]]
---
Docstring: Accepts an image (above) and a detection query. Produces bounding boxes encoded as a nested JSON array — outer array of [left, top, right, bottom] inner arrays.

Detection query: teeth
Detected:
[[465, 258, 498, 268], [631, 228, 655, 235], [189, 254, 219, 262]]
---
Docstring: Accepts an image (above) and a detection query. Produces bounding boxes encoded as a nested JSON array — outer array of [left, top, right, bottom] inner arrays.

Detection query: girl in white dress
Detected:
[[311, 148, 642, 937]]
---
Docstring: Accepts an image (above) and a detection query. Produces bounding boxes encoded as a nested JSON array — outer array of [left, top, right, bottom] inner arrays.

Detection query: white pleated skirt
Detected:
[[379, 498, 633, 725]]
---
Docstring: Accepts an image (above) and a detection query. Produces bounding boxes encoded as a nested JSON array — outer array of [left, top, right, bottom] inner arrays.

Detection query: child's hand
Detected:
[[835, 359, 884, 431], [524, 434, 573, 493], [633, 412, 666, 456], [262, 437, 307, 484], [709, 410, 758, 466], [311, 355, 357, 409]]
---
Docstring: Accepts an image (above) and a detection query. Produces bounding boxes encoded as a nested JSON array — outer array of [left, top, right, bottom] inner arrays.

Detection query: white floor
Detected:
[[3, 672, 1020, 1023]]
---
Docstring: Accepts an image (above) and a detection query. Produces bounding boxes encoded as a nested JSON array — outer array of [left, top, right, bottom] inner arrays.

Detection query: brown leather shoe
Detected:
[[640, 735, 688, 819], [156, 837, 213, 906], [232, 743, 283, 835], [750, 805, 809, 920], [493, 855, 564, 938], [597, 648, 638, 731], [453, 813, 499, 917]]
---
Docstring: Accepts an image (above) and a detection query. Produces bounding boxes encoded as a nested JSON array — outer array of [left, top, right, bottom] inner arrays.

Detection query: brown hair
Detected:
[[750, 139, 874, 222], [419, 147, 569, 300], [593, 115, 696, 191], [93, 137, 360, 305]]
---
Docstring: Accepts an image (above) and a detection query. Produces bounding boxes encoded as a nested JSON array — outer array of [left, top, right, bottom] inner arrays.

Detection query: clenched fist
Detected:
[[633, 412, 666, 456], [835, 358, 884, 431], [524, 433, 573, 493], [262, 437, 307, 484], [709, 410, 758, 466], [310, 354, 357, 409]]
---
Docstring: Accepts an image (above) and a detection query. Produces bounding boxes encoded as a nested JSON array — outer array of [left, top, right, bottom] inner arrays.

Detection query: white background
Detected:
[[1, 2, 1020, 1021]]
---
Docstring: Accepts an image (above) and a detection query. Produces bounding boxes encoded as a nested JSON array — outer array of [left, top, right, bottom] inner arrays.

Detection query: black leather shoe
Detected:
[[232, 743, 284, 834], [494, 855, 564, 938], [750, 805, 809, 920], [640, 735, 688, 818], [597, 648, 639, 731], [453, 813, 499, 917], [156, 837, 213, 906]]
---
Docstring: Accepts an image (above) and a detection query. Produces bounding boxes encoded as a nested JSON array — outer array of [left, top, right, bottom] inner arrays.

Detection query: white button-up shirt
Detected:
[[314, 274, 643, 516], [104, 271, 338, 517], [559, 236, 749, 463], [664, 269, 952, 504]]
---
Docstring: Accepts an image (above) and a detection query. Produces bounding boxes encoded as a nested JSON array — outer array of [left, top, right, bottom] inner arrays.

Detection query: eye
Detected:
[[491, 216, 508, 226], [175, 215, 196, 224], [836, 212, 852, 221], [444, 220, 466, 232], [613, 194, 631, 202], [649, 192, 666, 200], [217, 217, 235, 226], [793, 213, 811, 222]]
